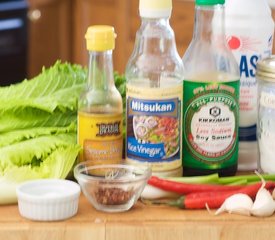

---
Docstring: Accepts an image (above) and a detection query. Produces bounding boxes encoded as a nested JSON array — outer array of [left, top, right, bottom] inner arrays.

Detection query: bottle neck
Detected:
[[193, 4, 225, 42], [87, 50, 114, 90], [141, 17, 170, 26], [137, 17, 176, 54]]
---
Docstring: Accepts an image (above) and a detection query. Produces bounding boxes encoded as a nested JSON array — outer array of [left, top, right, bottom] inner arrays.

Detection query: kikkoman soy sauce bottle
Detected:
[[125, 0, 184, 176], [78, 26, 123, 165], [182, 0, 240, 176]]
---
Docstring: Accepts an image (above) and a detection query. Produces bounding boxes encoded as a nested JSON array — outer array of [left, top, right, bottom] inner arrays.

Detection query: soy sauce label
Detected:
[[183, 80, 240, 169], [126, 83, 182, 172]]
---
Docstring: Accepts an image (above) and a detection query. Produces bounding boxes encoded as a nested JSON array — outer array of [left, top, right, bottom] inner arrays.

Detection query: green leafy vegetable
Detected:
[[0, 61, 86, 133], [0, 133, 76, 170], [0, 62, 86, 100], [0, 61, 86, 204], [0, 123, 76, 148], [114, 72, 126, 135], [0, 61, 126, 204]]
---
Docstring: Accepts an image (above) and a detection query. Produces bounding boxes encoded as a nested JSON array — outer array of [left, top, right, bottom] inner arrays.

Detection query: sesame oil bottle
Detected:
[[78, 26, 123, 165]]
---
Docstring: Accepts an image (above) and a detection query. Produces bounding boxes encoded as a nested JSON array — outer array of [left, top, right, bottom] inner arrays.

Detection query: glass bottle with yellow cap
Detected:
[[125, 0, 184, 176], [77, 25, 123, 165]]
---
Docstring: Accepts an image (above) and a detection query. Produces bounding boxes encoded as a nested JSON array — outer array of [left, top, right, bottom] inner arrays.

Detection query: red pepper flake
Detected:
[[94, 187, 134, 205]]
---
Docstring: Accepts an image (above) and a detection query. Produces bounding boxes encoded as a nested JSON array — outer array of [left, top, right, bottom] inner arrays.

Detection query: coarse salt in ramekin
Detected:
[[16, 179, 80, 221]]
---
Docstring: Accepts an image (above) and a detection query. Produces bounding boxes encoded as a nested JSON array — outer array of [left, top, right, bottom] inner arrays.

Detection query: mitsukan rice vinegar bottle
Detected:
[[125, 0, 184, 177], [182, 0, 240, 176]]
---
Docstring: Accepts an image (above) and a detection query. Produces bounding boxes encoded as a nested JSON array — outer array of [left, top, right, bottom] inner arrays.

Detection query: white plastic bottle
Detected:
[[225, 0, 274, 171]]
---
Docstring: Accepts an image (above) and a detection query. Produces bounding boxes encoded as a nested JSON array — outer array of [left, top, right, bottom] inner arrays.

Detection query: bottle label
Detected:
[[258, 93, 275, 173], [183, 80, 239, 169], [227, 32, 273, 141], [77, 112, 123, 163], [260, 91, 275, 110], [126, 83, 182, 172]]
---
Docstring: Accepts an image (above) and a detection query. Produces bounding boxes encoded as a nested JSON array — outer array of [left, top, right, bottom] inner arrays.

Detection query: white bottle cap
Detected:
[[139, 0, 172, 18]]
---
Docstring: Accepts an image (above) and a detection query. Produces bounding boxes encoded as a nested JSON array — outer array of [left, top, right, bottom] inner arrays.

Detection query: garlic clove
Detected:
[[251, 188, 275, 217], [215, 193, 253, 216], [272, 188, 275, 200]]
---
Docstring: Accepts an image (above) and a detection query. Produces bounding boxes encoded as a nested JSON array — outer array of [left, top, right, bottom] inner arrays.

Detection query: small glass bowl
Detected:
[[74, 162, 151, 213]]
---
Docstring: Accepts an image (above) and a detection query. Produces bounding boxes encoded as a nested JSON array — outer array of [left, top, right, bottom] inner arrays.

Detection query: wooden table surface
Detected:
[[0, 194, 275, 240]]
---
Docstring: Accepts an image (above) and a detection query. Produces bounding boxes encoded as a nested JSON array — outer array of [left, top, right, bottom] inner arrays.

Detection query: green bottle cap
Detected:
[[195, 0, 225, 5]]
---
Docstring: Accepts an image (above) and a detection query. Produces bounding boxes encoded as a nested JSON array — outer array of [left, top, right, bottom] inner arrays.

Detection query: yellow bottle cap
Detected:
[[85, 25, 116, 51], [139, 0, 172, 18]]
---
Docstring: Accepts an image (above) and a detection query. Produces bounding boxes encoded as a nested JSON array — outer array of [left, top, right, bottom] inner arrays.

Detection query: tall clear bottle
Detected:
[[78, 25, 123, 165], [182, 0, 240, 176], [125, 0, 184, 176]]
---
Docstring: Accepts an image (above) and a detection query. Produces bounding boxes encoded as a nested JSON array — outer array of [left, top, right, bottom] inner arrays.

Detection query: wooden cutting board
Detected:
[[1, 194, 275, 240]]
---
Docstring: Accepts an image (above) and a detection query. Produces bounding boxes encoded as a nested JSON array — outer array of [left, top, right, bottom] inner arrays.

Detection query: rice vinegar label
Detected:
[[77, 112, 123, 163], [183, 80, 239, 169], [126, 83, 182, 172]]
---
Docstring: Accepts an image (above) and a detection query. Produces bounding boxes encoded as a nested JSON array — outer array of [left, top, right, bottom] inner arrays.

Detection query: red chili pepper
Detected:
[[169, 181, 275, 209], [148, 176, 244, 195]]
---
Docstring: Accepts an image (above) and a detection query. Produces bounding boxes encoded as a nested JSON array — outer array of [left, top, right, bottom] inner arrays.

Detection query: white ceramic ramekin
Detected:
[[16, 179, 80, 221]]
